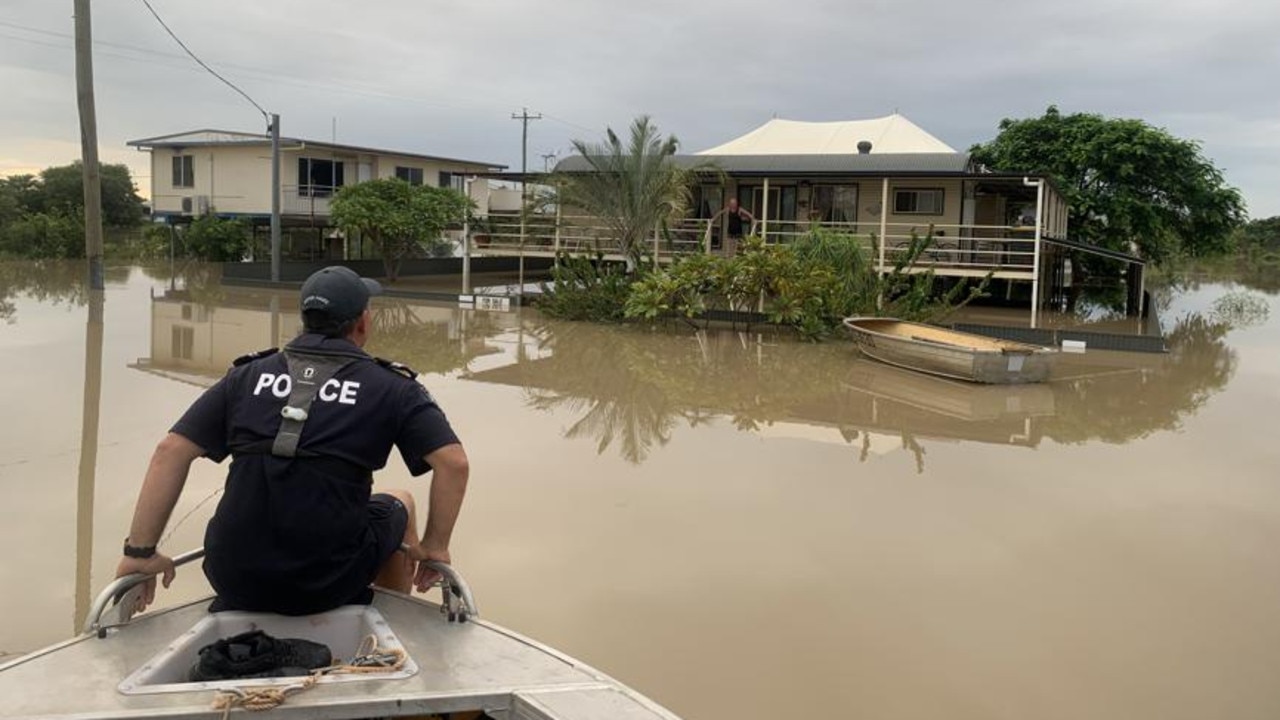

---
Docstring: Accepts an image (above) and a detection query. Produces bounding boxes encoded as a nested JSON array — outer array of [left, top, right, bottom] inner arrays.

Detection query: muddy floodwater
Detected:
[[2, 261, 1279, 720]]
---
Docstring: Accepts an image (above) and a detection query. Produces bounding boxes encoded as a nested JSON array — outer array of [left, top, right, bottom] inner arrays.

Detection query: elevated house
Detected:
[[127, 130, 506, 260], [491, 114, 1146, 325]]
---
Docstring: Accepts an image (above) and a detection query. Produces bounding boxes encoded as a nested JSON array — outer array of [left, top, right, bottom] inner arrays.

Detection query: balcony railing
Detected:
[[472, 214, 1041, 276], [281, 185, 338, 217]]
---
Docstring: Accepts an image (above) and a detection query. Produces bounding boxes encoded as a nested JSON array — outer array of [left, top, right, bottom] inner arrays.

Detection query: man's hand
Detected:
[[114, 554, 176, 614], [402, 543, 451, 593]]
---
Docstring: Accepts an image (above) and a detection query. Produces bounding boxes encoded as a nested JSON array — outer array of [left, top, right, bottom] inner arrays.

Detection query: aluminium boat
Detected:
[[843, 317, 1057, 384], [0, 549, 682, 720]]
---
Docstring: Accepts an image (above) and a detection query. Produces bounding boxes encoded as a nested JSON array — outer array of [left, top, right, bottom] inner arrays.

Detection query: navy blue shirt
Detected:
[[172, 334, 459, 614]]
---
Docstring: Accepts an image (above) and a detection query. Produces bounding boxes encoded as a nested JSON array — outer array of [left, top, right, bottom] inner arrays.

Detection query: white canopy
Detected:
[[697, 113, 956, 156]]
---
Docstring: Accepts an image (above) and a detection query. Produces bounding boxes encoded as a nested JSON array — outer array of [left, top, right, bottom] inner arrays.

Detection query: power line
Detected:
[[3, 18, 604, 139], [134, 0, 268, 121]]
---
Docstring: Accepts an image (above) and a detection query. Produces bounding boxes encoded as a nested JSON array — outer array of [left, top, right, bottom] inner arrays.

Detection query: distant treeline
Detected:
[[0, 162, 254, 261]]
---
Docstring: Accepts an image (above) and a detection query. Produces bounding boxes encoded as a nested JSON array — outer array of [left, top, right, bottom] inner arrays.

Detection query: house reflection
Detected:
[[133, 284, 514, 383], [463, 315, 1237, 470], [129, 277, 1240, 473]]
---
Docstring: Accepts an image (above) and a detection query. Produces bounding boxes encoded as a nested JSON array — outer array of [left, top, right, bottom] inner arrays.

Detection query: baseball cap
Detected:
[[299, 266, 382, 323]]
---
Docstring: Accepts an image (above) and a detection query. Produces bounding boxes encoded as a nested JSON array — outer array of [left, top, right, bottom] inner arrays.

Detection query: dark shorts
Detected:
[[367, 492, 410, 566], [208, 493, 409, 614]]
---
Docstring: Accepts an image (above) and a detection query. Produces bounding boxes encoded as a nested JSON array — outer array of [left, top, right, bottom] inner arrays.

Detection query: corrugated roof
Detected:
[[127, 129, 506, 170], [555, 152, 974, 176], [698, 114, 957, 155]]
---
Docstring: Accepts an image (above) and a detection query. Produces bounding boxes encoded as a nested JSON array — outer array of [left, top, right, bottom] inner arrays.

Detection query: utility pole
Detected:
[[511, 107, 543, 184], [511, 108, 541, 298], [72, 0, 105, 632], [73, 0, 104, 291], [269, 113, 281, 282], [541, 152, 557, 173]]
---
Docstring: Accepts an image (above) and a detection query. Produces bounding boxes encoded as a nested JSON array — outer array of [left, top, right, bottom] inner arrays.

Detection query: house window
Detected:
[[172, 155, 194, 188], [438, 172, 465, 192], [893, 188, 944, 215], [171, 325, 194, 360], [395, 166, 424, 186], [692, 185, 723, 219], [812, 185, 859, 224], [297, 158, 345, 197]]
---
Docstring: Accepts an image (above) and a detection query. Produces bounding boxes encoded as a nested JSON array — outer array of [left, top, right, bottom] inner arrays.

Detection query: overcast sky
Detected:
[[1, 0, 1277, 217]]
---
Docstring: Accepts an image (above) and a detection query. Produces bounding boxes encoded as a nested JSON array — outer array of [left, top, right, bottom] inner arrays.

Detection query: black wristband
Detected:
[[123, 539, 157, 559]]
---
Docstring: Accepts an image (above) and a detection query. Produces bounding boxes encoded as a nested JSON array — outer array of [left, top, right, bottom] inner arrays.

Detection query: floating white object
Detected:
[[1062, 340, 1087, 354]]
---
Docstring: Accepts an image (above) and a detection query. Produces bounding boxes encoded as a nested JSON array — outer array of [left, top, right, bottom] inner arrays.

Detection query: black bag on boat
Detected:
[[187, 630, 332, 682]]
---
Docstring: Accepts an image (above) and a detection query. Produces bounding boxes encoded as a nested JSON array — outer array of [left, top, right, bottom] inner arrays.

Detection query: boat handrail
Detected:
[[83, 547, 206, 637], [84, 548, 480, 638], [425, 560, 480, 624]]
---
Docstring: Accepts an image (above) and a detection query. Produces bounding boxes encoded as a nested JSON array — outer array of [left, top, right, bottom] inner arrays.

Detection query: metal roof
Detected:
[[127, 129, 507, 170], [555, 152, 975, 176], [697, 114, 957, 155]]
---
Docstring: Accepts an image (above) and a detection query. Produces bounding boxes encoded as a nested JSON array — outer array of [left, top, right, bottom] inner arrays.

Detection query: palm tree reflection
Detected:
[[481, 306, 1248, 468]]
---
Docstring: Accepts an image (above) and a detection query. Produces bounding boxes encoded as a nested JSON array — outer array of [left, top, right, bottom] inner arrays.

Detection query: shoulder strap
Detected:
[[270, 349, 359, 458], [232, 347, 279, 367], [375, 357, 418, 380]]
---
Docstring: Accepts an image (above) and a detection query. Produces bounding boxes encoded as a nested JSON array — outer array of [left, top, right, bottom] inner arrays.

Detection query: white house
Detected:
[[127, 129, 507, 258]]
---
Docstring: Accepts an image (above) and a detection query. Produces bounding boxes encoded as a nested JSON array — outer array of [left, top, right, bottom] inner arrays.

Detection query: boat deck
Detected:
[[0, 591, 678, 720]]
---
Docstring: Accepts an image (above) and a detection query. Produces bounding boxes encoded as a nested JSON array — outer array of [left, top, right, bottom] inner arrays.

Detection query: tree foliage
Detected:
[[330, 178, 471, 281], [554, 116, 711, 268], [623, 232, 987, 339], [1232, 216, 1280, 254], [181, 216, 251, 262], [0, 162, 146, 259], [970, 106, 1246, 263]]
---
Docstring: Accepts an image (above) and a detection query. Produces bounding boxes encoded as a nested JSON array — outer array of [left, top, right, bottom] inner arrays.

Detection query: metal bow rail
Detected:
[[83, 547, 479, 638]]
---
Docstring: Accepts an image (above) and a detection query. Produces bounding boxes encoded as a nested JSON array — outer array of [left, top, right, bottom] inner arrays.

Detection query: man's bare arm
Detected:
[[420, 443, 469, 552], [124, 433, 205, 547], [114, 432, 205, 611]]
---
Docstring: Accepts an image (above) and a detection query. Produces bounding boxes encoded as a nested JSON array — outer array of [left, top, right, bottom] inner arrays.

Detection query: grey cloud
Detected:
[[0, 0, 1276, 215]]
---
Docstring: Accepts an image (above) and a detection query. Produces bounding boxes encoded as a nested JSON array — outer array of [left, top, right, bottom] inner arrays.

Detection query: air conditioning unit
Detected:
[[180, 196, 211, 215]]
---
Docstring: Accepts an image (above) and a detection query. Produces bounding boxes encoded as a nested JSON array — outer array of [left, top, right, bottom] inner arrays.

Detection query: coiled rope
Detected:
[[211, 634, 406, 717]]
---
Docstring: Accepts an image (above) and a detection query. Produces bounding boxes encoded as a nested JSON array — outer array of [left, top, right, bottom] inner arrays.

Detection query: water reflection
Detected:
[[74, 283, 104, 631], [0, 261, 129, 322], [465, 311, 1243, 468], [133, 284, 515, 383], [126, 273, 1246, 472]]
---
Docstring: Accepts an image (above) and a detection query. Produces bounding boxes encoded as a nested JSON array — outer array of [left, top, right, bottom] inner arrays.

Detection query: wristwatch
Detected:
[[123, 539, 157, 559]]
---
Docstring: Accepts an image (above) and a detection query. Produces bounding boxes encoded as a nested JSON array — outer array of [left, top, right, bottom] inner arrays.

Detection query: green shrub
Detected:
[[538, 253, 635, 322], [0, 211, 82, 259], [624, 230, 988, 339], [181, 216, 251, 261]]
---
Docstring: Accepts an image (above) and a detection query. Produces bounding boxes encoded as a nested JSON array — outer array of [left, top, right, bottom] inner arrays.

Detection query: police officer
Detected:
[[115, 266, 469, 615]]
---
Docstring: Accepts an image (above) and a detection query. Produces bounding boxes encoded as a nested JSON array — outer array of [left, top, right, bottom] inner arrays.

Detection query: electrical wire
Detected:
[[134, 0, 269, 122], [3, 16, 600, 138]]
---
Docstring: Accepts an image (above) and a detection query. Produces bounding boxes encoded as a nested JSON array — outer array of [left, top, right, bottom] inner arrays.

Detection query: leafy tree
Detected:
[[1232, 216, 1280, 253], [0, 211, 83, 259], [37, 162, 145, 227], [330, 178, 471, 281], [554, 116, 711, 269], [181, 216, 250, 261], [0, 175, 39, 226], [970, 106, 1246, 263]]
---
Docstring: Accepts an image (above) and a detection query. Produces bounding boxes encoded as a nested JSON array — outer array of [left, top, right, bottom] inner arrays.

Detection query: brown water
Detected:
[[2, 261, 1279, 719]]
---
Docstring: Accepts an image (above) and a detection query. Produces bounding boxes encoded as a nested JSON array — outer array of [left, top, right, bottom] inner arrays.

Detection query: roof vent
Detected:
[[857, 141, 873, 154]]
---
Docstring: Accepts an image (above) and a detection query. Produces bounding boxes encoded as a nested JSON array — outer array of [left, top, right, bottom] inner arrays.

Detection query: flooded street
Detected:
[[2, 261, 1280, 719]]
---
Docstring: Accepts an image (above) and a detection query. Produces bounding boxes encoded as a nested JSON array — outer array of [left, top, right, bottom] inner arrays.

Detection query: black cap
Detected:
[[299, 266, 382, 323]]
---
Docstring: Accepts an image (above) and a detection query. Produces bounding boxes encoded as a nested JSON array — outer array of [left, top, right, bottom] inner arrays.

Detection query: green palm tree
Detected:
[[555, 116, 710, 270]]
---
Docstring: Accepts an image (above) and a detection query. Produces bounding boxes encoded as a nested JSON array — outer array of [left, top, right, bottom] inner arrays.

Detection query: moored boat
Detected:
[[842, 317, 1057, 384], [0, 550, 682, 720]]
